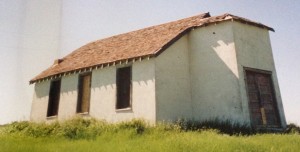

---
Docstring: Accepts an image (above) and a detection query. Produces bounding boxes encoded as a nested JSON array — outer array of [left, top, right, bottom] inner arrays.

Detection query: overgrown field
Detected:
[[0, 118, 299, 152]]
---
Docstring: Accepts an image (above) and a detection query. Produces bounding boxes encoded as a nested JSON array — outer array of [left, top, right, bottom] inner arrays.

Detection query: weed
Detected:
[[117, 119, 146, 134], [59, 117, 103, 139], [285, 123, 300, 134], [2, 117, 299, 141], [174, 118, 253, 135]]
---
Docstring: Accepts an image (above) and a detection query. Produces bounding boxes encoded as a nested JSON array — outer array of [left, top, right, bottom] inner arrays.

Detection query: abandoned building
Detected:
[[30, 12, 287, 129]]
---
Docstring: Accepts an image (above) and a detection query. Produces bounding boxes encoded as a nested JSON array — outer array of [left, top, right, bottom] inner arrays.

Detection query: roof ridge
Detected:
[[62, 12, 211, 60], [79, 13, 210, 46]]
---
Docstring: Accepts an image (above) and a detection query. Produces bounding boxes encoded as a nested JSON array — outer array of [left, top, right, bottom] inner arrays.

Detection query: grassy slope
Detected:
[[1, 129, 300, 152]]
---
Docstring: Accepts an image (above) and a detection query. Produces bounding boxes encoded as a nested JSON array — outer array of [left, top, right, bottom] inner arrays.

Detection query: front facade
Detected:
[[30, 13, 286, 129]]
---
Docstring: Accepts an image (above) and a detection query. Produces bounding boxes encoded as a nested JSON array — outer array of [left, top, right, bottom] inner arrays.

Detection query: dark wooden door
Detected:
[[245, 70, 280, 128]]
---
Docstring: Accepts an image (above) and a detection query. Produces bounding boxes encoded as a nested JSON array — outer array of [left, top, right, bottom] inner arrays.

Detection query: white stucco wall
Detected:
[[57, 74, 79, 120], [31, 60, 156, 123], [30, 74, 78, 122], [232, 21, 287, 127], [131, 60, 156, 122], [188, 22, 246, 124], [30, 81, 50, 122], [90, 60, 156, 123], [90, 67, 117, 121], [155, 35, 193, 122]]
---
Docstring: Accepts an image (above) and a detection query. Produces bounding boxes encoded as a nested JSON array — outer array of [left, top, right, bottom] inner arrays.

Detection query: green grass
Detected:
[[0, 118, 299, 152]]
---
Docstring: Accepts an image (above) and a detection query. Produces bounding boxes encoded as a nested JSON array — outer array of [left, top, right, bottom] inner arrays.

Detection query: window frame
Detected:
[[243, 67, 281, 128], [116, 66, 132, 110], [76, 72, 92, 114], [47, 79, 61, 117]]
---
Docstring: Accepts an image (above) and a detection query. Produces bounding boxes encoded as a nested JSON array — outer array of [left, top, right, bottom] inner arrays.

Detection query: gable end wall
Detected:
[[189, 21, 245, 123], [232, 21, 287, 127]]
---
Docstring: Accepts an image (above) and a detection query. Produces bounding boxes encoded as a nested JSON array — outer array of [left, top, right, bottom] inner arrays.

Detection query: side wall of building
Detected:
[[30, 74, 79, 122], [31, 60, 156, 123], [188, 22, 246, 123], [232, 22, 287, 127], [89, 60, 156, 123], [155, 35, 193, 121], [57, 74, 79, 120]]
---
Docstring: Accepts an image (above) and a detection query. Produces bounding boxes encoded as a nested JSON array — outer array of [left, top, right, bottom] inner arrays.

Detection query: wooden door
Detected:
[[245, 70, 280, 128]]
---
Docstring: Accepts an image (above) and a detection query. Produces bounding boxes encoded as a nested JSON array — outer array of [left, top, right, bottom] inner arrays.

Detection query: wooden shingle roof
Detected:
[[30, 13, 274, 84]]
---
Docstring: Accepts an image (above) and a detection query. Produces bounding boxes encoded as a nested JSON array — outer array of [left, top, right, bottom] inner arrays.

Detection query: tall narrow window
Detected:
[[77, 73, 91, 113], [47, 79, 61, 117], [116, 66, 131, 109]]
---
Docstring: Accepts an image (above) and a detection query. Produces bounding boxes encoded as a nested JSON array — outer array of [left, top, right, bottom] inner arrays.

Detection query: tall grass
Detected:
[[3, 117, 299, 139], [2, 117, 149, 139], [0, 117, 299, 152]]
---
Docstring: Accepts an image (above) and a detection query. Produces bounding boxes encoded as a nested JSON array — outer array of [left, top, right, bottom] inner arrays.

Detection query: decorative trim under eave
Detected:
[[30, 55, 154, 84]]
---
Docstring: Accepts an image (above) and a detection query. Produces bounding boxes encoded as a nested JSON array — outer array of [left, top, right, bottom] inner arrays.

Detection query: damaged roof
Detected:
[[30, 13, 274, 84]]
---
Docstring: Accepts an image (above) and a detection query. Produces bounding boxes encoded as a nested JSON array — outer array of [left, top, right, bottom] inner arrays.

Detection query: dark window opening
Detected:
[[77, 73, 91, 113], [245, 69, 281, 128], [47, 80, 61, 117], [116, 66, 131, 109]]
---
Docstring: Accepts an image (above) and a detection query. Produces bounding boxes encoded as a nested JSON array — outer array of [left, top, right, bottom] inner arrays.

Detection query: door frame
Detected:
[[243, 67, 281, 129]]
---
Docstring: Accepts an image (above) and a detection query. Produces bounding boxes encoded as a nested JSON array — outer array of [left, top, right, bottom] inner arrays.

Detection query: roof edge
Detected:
[[29, 54, 156, 84], [224, 13, 275, 32], [154, 13, 275, 57]]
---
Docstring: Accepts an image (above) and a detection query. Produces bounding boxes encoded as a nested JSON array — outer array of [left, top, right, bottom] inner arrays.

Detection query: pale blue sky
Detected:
[[0, 0, 299, 125]]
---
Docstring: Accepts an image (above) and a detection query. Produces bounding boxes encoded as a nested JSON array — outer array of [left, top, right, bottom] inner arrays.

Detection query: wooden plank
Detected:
[[260, 108, 267, 125], [77, 73, 91, 113], [81, 74, 91, 112]]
